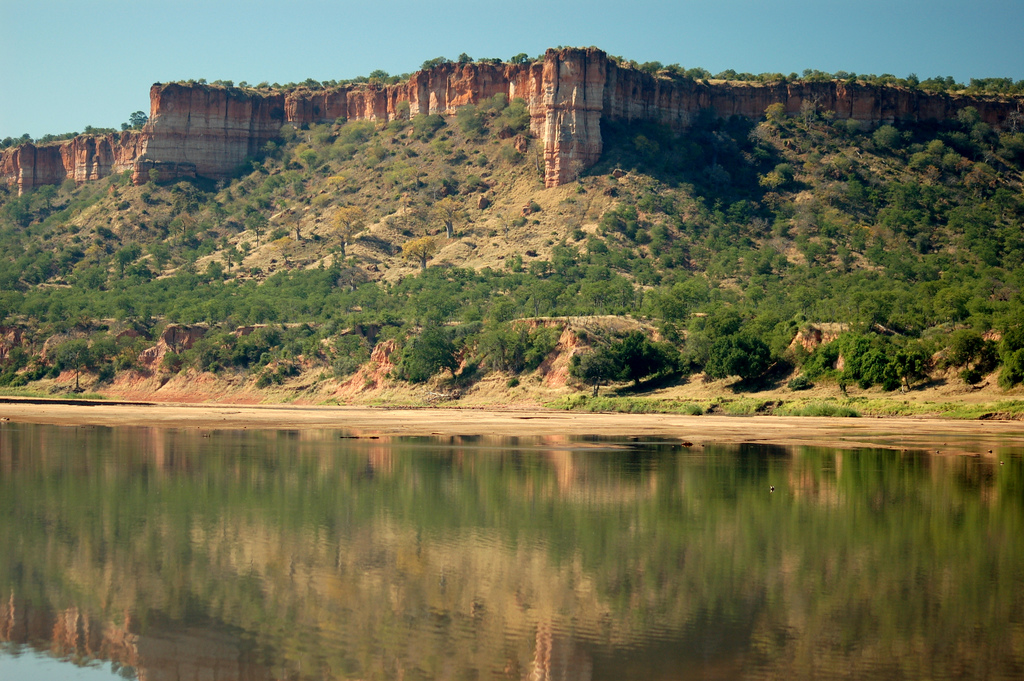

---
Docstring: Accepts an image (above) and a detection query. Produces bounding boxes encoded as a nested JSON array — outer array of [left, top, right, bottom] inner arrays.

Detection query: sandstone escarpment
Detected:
[[0, 132, 144, 194], [130, 83, 288, 184], [3, 47, 1021, 194]]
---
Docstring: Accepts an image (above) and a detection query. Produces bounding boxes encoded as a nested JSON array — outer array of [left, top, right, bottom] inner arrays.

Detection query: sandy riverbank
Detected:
[[1, 398, 1022, 454]]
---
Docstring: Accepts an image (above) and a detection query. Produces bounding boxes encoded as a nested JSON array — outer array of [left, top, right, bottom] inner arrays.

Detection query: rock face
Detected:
[[133, 83, 288, 184], [788, 323, 849, 353], [0, 326, 24, 363], [4, 47, 1022, 194], [137, 324, 208, 368], [538, 50, 607, 186], [0, 132, 144, 194]]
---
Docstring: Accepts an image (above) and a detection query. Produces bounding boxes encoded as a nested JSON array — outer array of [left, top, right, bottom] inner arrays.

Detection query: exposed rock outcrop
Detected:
[[137, 324, 208, 368], [0, 326, 24, 363], [4, 48, 1022, 194], [333, 338, 397, 399], [788, 323, 849, 353]]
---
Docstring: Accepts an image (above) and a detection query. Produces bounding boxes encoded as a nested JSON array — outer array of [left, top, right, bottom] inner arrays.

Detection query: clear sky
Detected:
[[2, 0, 1022, 139]]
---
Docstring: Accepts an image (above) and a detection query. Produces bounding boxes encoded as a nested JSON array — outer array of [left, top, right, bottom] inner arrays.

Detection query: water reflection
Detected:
[[0, 423, 1021, 680]]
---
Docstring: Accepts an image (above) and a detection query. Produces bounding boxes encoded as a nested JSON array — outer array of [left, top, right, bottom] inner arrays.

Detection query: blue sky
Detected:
[[2, 0, 1022, 139]]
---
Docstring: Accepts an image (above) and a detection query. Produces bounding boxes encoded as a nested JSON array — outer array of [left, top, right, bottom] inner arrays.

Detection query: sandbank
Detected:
[[1, 398, 1022, 454]]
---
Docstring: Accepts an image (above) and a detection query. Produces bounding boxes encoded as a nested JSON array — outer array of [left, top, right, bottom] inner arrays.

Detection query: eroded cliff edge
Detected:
[[3, 47, 1021, 194]]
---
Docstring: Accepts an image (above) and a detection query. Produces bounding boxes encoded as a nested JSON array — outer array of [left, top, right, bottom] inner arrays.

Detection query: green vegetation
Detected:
[[569, 330, 678, 395], [2, 55, 1024, 410]]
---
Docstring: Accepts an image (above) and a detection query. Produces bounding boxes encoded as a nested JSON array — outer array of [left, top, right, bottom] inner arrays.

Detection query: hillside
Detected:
[[2, 50, 1024, 415]]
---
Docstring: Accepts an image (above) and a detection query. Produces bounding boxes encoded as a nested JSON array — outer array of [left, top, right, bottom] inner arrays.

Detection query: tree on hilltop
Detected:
[[421, 56, 451, 71], [121, 111, 148, 131]]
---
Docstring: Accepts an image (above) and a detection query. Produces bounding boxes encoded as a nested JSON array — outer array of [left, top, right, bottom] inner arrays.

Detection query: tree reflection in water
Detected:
[[0, 424, 1021, 680]]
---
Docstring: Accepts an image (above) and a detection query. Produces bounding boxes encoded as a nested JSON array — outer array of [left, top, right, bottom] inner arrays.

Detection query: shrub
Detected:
[[456, 106, 486, 137], [412, 114, 445, 141], [872, 125, 903, 151], [960, 367, 984, 384], [779, 402, 860, 417], [160, 351, 182, 373], [498, 144, 523, 164], [332, 335, 371, 378], [788, 375, 813, 390], [600, 205, 639, 239], [96, 363, 115, 383], [496, 98, 530, 136], [998, 349, 1024, 388]]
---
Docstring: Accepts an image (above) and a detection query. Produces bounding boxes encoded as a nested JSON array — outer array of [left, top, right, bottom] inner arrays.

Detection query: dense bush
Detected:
[[569, 330, 678, 394], [398, 324, 459, 383]]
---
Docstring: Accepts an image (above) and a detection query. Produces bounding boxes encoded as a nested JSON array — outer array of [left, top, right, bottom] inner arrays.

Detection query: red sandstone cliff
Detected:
[[0, 132, 144, 194], [3, 47, 1021, 194]]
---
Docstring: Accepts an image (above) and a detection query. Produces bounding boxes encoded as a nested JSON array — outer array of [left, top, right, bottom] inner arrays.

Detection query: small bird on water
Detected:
[[770, 485, 775, 493]]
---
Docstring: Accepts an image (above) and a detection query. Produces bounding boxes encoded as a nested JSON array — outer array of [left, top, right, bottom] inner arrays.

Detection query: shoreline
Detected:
[[2, 398, 1022, 454]]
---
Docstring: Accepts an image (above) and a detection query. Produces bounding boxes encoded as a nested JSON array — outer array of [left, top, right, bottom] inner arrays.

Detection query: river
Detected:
[[0, 423, 1021, 680]]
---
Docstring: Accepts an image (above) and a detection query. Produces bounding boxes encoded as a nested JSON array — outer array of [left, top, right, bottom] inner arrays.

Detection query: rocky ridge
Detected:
[[4, 47, 1021, 194]]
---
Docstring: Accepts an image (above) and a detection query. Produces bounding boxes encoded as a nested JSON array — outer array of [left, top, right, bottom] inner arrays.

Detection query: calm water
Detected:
[[0, 423, 1021, 680]]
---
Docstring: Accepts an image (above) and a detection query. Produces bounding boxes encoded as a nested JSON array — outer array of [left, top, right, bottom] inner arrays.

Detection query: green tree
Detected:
[[245, 212, 268, 246], [944, 329, 998, 383], [872, 125, 902, 151], [957, 106, 981, 128], [614, 331, 678, 386], [123, 111, 148, 130], [54, 339, 92, 391], [495, 98, 530, 136], [35, 185, 57, 212], [889, 344, 931, 391], [400, 325, 458, 382], [456, 105, 486, 137], [170, 181, 202, 216], [764, 102, 787, 126], [412, 114, 445, 141], [114, 243, 142, 278], [998, 349, 1024, 388], [569, 346, 620, 396], [705, 335, 771, 381], [477, 322, 559, 374], [420, 57, 451, 71], [478, 322, 530, 373]]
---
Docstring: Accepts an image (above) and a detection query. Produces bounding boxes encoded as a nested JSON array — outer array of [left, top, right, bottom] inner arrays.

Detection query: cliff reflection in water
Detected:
[[0, 423, 1021, 680]]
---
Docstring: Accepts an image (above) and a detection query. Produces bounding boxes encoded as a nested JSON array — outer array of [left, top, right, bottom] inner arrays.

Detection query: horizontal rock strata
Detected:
[[4, 47, 1021, 194]]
